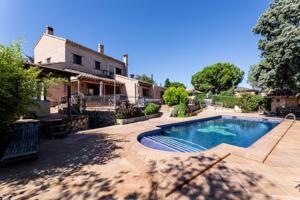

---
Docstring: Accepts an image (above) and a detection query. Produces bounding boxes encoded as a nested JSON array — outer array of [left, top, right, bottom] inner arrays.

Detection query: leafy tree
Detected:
[[163, 87, 189, 106], [169, 82, 186, 89], [164, 78, 171, 88], [0, 42, 63, 139], [248, 61, 275, 91], [251, 0, 300, 91], [191, 63, 244, 94], [0, 42, 40, 135], [136, 74, 155, 84], [164, 78, 186, 89]]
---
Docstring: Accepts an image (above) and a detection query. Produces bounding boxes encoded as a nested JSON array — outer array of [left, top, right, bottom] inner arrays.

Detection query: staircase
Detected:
[[159, 105, 170, 117]]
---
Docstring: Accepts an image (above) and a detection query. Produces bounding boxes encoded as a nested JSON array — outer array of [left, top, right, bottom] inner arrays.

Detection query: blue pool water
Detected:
[[138, 116, 280, 152]]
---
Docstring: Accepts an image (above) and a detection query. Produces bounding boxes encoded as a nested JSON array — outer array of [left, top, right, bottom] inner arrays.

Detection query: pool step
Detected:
[[144, 135, 205, 152]]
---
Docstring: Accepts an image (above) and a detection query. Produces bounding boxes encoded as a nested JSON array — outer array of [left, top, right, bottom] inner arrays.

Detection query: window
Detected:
[[95, 61, 101, 70], [116, 68, 122, 75], [46, 57, 51, 64], [73, 54, 82, 65]]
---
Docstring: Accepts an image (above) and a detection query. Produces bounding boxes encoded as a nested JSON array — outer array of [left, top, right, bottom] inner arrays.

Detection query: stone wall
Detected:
[[68, 115, 89, 132], [84, 111, 116, 129]]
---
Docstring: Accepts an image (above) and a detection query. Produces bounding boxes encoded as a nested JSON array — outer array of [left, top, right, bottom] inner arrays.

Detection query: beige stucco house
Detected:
[[34, 26, 165, 108]]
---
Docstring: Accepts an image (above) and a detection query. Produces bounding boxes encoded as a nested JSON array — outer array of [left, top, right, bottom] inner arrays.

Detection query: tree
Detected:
[[135, 74, 155, 84], [164, 78, 171, 88], [0, 42, 40, 135], [163, 87, 189, 106], [251, 0, 300, 91], [248, 61, 275, 91], [169, 82, 186, 89], [164, 78, 186, 89], [191, 63, 244, 94]]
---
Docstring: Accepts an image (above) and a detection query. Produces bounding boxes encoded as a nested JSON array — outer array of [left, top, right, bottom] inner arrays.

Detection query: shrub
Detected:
[[163, 87, 189, 106], [261, 96, 271, 111], [238, 93, 262, 113], [170, 105, 179, 117], [144, 103, 160, 115], [115, 101, 144, 119], [212, 95, 239, 108], [177, 103, 188, 117]]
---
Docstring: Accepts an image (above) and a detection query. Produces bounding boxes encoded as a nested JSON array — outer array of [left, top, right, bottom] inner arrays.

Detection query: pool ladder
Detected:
[[262, 113, 296, 163]]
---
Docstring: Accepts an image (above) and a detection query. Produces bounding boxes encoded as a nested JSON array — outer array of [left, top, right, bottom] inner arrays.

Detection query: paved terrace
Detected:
[[0, 111, 300, 200]]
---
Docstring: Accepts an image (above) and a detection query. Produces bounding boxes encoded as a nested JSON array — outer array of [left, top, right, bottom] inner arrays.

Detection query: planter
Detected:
[[116, 113, 161, 125]]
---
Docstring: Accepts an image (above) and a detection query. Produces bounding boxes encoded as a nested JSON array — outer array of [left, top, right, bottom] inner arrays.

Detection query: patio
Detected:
[[0, 111, 300, 199]]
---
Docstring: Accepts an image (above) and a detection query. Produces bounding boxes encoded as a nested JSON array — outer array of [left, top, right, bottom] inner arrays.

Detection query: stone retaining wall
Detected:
[[68, 115, 89, 132], [84, 111, 116, 129]]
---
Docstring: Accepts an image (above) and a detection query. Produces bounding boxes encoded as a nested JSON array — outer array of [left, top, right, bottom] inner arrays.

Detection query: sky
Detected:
[[0, 0, 271, 88]]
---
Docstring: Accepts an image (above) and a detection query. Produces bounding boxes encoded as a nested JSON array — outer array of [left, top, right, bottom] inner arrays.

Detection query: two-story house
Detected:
[[34, 26, 164, 107]]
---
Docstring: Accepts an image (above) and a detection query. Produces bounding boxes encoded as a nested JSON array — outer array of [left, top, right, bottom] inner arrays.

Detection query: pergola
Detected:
[[24, 62, 78, 116]]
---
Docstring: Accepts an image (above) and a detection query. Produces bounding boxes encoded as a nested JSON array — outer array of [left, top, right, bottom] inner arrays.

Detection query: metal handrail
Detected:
[[262, 112, 296, 163], [284, 113, 296, 121]]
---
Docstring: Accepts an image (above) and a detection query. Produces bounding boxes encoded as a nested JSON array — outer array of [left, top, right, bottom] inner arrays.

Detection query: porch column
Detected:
[[77, 79, 80, 94], [67, 77, 71, 116]]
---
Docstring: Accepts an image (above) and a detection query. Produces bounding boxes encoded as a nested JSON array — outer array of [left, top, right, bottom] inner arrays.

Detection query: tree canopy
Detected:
[[135, 74, 155, 84], [164, 78, 186, 89], [0, 42, 40, 133], [191, 63, 244, 94], [249, 0, 300, 91]]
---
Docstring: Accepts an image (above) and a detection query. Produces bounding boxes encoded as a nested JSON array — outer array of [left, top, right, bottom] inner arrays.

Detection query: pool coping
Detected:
[[135, 114, 292, 163]]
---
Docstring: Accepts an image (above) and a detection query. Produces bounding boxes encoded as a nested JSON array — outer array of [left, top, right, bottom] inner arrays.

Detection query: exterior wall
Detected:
[[153, 86, 165, 99], [115, 75, 138, 103], [34, 34, 66, 64], [46, 80, 67, 106], [65, 42, 127, 76], [271, 97, 300, 112]]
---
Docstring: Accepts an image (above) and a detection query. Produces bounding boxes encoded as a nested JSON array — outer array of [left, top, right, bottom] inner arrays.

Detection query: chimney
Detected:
[[45, 25, 54, 35], [130, 74, 134, 79], [123, 54, 128, 67], [98, 44, 104, 54]]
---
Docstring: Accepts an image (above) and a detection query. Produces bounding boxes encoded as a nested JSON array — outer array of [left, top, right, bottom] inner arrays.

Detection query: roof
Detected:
[[267, 89, 296, 97], [35, 33, 125, 65], [24, 62, 77, 77], [235, 87, 259, 92], [65, 69, 123, 84]]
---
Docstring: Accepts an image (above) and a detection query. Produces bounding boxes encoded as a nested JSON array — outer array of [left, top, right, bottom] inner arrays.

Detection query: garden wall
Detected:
[[84, 111, 116, 129]]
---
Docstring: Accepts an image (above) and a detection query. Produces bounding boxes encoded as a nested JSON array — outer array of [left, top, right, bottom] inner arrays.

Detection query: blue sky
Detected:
[[0, 0, 271, 88]]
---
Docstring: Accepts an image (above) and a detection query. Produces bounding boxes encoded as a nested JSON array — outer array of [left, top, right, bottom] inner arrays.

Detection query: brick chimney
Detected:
[[123, 54, 128, 67], [98, 44, 104, 54], [45, 25, 54, 35]]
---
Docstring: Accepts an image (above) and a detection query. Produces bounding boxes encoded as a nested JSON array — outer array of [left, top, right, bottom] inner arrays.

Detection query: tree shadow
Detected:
[[0, 131, 125, 199], [0, 133, 291, 199]]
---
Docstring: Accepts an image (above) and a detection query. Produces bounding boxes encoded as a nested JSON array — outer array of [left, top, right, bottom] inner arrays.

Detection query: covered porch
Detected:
[[69, 71, 125, 108]]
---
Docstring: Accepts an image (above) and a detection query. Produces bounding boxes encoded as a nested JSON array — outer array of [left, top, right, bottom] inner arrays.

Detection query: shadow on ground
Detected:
[[0, 131, 277, 199], [0, 131, 125, 199]]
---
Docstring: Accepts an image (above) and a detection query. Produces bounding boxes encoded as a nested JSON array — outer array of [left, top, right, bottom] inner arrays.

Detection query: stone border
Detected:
[[133, 114, 291, 163], [116, 113, 162, 125]]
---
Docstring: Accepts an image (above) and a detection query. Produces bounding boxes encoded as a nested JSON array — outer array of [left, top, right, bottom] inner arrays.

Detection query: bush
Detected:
[[163, 87, 189, 106], [261, 96, 271, 111], [115, 101, 144, 119], [238, 93, 262, 113], [144, 103, 160, 115], [177, 103, 188, 117], [170, 105, 179, 117], [212, 95, 239, 108]]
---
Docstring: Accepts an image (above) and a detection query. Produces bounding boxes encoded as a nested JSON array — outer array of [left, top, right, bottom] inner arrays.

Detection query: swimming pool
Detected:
[[138, 116, 281, 152]]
